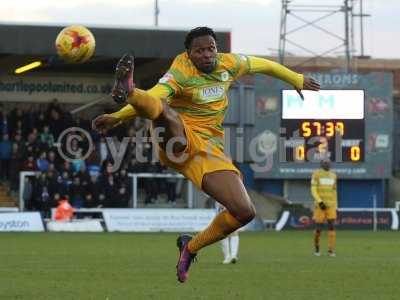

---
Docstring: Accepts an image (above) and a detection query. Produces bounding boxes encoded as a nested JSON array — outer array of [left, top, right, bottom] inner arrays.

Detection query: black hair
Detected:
[[184, 27, 217, 50]]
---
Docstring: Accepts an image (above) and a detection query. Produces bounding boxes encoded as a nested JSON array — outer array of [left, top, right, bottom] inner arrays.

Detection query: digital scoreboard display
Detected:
[[281, 90, 365, 163]]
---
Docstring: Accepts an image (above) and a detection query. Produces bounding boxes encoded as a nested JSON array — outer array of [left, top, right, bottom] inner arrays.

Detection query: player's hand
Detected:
[[92, 114, 121, 133], [318, 202, 327, 210], [295, 77, 320, 100]]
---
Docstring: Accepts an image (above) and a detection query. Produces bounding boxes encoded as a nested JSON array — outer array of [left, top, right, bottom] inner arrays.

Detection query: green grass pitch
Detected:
[[1, 231, 400, 300]]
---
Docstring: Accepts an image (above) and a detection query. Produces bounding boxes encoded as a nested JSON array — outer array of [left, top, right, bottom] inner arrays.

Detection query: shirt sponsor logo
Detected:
[[319, 178, 335, 185], [200, 85, 225, 101]]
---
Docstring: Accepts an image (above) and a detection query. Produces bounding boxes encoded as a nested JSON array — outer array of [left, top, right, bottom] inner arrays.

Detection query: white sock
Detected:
[[230, 234, 239, 258], [221, 237, 230, 260]]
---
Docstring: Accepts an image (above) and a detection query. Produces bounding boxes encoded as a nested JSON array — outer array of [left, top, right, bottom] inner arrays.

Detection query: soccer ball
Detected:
[[55, 25, 95, 63]]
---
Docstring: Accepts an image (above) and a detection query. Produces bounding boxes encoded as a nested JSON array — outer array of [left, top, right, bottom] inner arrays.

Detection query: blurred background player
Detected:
[[92, 26, 320, 282], [311, 159, 337, 257], [216, 202, 239, 264]]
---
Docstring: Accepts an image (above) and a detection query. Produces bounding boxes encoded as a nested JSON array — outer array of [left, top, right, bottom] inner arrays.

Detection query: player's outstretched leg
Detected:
[[111, 54, 163, 120], [176, 234, 197, 283], [111, 54, 135, 104]]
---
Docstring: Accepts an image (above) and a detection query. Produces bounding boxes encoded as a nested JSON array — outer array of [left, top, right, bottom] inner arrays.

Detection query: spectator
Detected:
[[13, 132, 26, 153], [86, 175, 102, 204], [33, 173, 52, 217], [60, 161, 73, 177], [101, 174, 118, 207], [0, 133, 12, 181], [9, 143, 22, 191], [0, 105, 9, 135], [75, 164, 90, 188], [36, 151, 49, 172], [21, 155, 38, 172], [35, 111, 47, 132], [40, 125, 55, 150], [84, 193, 98, 208], [56, 172, 71, 197], [22, 177, 33, 210], [47, 151, 61, 172], [48, 108, 64, 138], [116, 184, 130, 207], [8, 108, 25, 136], [69, 176, 84, 208], [25, 132, 40, 157], [116, 168, 130, 190]]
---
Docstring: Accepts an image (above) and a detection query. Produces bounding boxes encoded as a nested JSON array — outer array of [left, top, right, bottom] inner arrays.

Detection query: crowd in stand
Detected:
[[0, 100, 180, 217]]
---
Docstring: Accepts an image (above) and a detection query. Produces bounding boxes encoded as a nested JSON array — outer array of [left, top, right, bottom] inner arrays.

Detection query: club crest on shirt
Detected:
[[221, 71, 229, 82]]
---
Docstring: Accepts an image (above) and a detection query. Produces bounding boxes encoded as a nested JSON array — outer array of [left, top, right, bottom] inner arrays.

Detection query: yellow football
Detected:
[[55, 25, 95, 63]]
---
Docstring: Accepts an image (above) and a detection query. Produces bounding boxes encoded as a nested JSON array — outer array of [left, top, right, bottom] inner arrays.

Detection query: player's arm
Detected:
[[247, 56, 320, 99], [311, 173, 326, 209]]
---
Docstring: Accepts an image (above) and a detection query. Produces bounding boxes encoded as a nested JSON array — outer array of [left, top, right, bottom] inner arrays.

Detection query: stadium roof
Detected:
[[0, 23, 231, 75]]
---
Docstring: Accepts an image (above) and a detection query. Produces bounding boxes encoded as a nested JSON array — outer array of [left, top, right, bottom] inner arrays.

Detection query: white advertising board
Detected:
[[0, 212, 44, 232], [103, 209, 215, 232], [46, 220, 104, 232]]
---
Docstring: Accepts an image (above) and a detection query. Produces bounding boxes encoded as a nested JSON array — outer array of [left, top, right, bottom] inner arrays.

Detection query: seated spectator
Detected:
[[56, 172, 71, 196], [69, 176, 84, 208], [102, 174, 117, 207], [36, 151, 49, 172], [86, 174, 101, 203], [116, 184, 130, 208], [116, 168, 131, 190], [60, 161, 73, 177], [0, 106, 9, 135], [47, 150, 61, 171], [25, 132, 40, 157], [13, 132, 26, 153], [98, 193, 106, 208], [9, 143, 22, 191], [39, 125, 55, 150], [0, 133, 12, 181], [84, 193, 99, 208], [35, 111, 47, 132], [75, 164, 90, 187], [21, 154, 38, 171]]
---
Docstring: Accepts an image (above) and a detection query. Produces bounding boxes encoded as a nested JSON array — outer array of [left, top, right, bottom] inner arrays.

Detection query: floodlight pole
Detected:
[[278, 0, 369, 72], [344, 0, 351, 72], [154, 0, 160, 26]]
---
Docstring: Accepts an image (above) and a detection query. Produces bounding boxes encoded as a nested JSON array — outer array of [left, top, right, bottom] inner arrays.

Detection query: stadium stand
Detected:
[[0, 100, 185, 213]]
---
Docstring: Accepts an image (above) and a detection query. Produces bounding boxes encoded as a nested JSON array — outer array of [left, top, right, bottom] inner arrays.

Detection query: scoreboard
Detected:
[[251, 72, 393, 179], [281, 90, 365, 163]]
